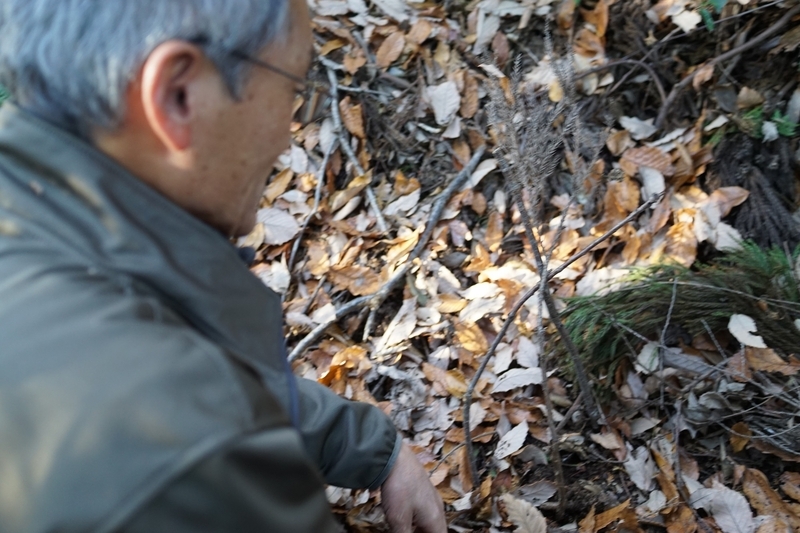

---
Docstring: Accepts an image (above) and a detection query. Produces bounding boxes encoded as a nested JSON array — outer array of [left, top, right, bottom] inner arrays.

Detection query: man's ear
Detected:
[[139, 40, 207, 153]]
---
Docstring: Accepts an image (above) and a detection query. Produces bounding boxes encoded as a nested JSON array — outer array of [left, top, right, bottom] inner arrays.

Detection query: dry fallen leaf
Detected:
[[728, 314, 767, 349], [425, 81, 462, 126], [693, 63, 715, 91], [730, 421, 752, 453], [780, 472, 800, 502], [496, 421, 530, 460], [257, 208, 301, 245], [500, 492, 547, 533], [690, 482, 755, 533], [737, 87, 765, 109], [580, 0, 609, 37], [329, 264, 382, 296], [742, 468, 800, 532], [339, 96, 366, 139], [455, 321, 489, 354], [375, 31, 405, 69], [745, 347, 800, 376], [622, 146, 675, 176], [493, 368, 544, 393]]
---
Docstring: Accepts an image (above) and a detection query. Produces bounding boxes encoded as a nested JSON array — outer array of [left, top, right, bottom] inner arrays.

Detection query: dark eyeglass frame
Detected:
[[188, 36, 332, 126]]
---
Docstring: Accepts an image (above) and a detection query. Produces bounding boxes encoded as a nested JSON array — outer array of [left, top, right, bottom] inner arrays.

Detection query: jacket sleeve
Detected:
[[119, 429, 343, 533], [293, 377, 402, 490]]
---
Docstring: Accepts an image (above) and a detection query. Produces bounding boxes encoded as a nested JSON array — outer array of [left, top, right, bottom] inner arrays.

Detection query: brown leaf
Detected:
[[579, 506, 596, 533], [745, 347, 800, 376], [666, 505, 698, 533], [329, 264, 382, 296], [338, 96, 366, 139], [665, 211, 698, 267], [343, 48, 367, 75], [319, 38, 346, 57], [780, 472, 800, 502], [393, 169, 421, 196], [743, 468, 800, 531], [692, 63, 715, 91], [606, 130, 635, 156], [376, 31, 405, 69], [737, 86, 765, 110], [437, 294, 468, 314], [622, 146, 675, 176], [460, 71, 480, 119], [455, 321, 488, 354], [266, 168, 293, 204], [730, 422, 752, 453], [485, 211, 504, 253], [593, 500, 631, 532], [580, 0, 609, 37], [557, 0, 576, 31], [709, 187, 750, 218], [406, 18, 433, 45], [329, 173, 371, 212], [491, 32, 511, 67], [727, 350, 753, 382]]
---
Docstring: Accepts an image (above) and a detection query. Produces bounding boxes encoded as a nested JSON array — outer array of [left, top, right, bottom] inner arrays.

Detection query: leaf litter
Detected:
[[244, 0, 800, 530]]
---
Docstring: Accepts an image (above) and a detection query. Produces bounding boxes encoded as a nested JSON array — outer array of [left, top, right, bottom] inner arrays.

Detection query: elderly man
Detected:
[[0, 0, 446, 532]]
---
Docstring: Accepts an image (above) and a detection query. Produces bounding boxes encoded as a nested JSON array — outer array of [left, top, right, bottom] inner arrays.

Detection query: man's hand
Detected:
[[381, 442, 447, 533]]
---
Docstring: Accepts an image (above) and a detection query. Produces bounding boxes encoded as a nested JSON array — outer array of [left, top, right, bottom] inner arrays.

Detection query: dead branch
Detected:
[[288, 146, 488, 361], [362, 145, 488, 340], [326, 68, 389, 232], [575, 58, 667, 105], [655, 4, 800, 129], [515, 196, 602, 421], [536, 272, 568, 518], [462, 191, 663, 484]]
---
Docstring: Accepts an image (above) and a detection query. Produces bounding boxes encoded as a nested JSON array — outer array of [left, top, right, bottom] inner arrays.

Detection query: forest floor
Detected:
[[244, 0, 800, 531]]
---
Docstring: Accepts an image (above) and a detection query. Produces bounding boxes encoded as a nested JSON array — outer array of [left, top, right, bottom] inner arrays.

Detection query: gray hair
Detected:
[[0, 0, 290, 136]]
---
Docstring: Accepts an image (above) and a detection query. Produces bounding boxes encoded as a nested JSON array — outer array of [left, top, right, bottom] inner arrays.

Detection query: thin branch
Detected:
[[537, 275, 568, 518], [461, 192, 663, 483], [326, 68, 389, 232], [575, 59, 667, 105], [288, 146, 488, 361], [516, 197, 601, 420], [362, 145, 488, 340], [655, 4, 800, 129], [288, 296, 370, 361]]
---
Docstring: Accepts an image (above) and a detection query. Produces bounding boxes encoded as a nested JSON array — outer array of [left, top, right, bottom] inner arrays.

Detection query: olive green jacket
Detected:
[[0, 105, 400, 533]]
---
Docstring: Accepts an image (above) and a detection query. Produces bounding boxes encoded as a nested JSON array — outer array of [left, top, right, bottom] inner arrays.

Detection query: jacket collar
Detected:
[[0, 104, 286, 375]]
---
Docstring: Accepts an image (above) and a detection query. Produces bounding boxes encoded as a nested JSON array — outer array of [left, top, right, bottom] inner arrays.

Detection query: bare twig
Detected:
[[362, 145, 488, 340], [576, 59, 667, 105], [537, 276, 568, 518], [326, 68, 389, 232], [288, 295, 370, 361], [655, 4, 800, 129], [462, 192, 663, 483], [516, 197, 601, 420], [288, 146, 488, 361]]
